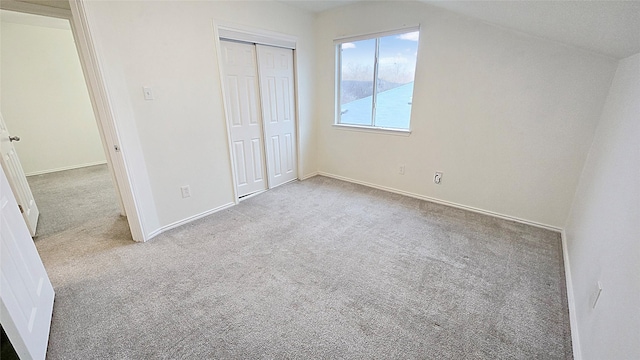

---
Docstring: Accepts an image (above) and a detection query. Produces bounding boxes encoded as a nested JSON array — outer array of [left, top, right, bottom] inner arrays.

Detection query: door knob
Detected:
[[9, 135, 20, 142]]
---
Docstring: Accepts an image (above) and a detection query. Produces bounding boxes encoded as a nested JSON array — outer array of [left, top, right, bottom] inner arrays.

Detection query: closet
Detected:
[[219, 39, 297, 198]]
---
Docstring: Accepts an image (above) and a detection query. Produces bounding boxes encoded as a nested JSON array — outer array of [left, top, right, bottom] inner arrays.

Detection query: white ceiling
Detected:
[[280, 0, 640, 59], [424, 1, 640, 59], [278, 0, 361, 13], [4, 0, 639, 58], [14, 0, 71, 10], [0, 9, 70, 29]]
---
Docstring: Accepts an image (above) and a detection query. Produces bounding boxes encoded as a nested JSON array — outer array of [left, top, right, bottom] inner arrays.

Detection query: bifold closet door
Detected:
[[220, 40, 268, 197], [256, 45, 298, 188]]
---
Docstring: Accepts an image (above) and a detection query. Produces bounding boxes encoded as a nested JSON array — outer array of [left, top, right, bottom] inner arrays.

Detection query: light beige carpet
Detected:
[[35, 175, 572, 359], [28, 164, 121, 238]]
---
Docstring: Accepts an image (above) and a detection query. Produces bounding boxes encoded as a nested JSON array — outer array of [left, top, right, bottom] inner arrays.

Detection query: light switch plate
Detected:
[[180, 186, 191, 198]]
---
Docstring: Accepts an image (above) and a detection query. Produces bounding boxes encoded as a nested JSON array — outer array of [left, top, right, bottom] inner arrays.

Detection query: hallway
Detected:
[[28, 164, 123, 238]]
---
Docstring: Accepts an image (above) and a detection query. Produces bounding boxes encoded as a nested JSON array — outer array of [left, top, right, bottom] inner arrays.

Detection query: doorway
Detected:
[[219, 39, 298, 199], [0, 9, 122, 238]]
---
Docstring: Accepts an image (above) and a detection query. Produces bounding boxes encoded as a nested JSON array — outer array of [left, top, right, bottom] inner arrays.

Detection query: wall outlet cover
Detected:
[[434, 172, 443, 184]]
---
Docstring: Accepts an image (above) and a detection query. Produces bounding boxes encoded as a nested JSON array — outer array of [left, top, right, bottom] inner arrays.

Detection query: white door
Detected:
[[0, 112, 39, 236], [220, 41, 268, 197], [0, 165, 55, 360], [256, 45, 298, 188]]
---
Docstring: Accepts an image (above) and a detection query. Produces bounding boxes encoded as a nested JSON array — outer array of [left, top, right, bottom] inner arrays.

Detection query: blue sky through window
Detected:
[[339, 30, 419, 129]]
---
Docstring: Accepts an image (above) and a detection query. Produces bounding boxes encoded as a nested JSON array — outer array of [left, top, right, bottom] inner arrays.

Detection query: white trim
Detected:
[[212, 21, 241, 206], [254, 44, 275, 190], [335, 45, 342, 127], [217, 23, 297, 49], [25, 161, 107, 176], [299, 172, 319, 181], [69, 0, 146, 241], [561, 230, 582, 360], [332, 123, 412, 136], [334, 25, 420, 44], [317, 171, 562, 232], [66, 1, 125, 218], [293, 47, 303, 181], [146, 202, 235, 239], [0, 0, 71, 19]]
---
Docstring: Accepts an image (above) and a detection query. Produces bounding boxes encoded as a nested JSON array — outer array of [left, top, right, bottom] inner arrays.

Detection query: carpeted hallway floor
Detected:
[[28, 164, 121, 238], [34, 174, 572, 359]]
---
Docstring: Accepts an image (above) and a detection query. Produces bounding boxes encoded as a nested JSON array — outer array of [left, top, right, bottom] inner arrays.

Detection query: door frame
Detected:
[[213, 21, 301, 203], [0, 0, 146, 241]]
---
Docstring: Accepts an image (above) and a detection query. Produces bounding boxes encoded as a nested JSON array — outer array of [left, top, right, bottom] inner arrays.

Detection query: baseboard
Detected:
[[317, 171, 562, 232], [299, 171, 319, 181], [146, 202, 236, 240], [25, 161, 107, 176], [561, 230, 582, 360], [145, 173, 322, 241]]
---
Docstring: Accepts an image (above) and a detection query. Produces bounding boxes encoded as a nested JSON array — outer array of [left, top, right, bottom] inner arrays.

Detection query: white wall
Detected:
[[315, 1, 617, 228], [0, 12, 105, 175], [82, 0, 316, 235], [564, 53, 640, 359]]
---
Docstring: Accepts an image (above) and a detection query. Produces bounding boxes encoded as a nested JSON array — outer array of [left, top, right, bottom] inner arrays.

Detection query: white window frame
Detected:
[[334, 26, 420, 134]]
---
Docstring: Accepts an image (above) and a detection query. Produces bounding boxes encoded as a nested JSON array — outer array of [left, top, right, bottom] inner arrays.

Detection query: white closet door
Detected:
[[220, 41, 268, 197], [256, 45, 298, 188], [1, 165, 54, 360]]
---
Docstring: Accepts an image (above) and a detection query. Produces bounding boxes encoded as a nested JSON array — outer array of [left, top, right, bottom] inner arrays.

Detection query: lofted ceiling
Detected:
[[13, 0, 71, 10], [5, 0, 639, 58], [424, 1, 640, 59], [278, 0, 361, 13], [280, 0, 640, 59], [0, 9, 70, 29]]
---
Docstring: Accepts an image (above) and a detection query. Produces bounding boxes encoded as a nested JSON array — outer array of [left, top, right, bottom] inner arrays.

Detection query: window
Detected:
[[336, 28, 420, 131]]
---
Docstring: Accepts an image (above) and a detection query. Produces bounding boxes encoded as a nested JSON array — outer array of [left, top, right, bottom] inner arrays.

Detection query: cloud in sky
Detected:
[[397, 31, 419, 42], [342, 42, 356, 49], [379, 55, 409, 65]]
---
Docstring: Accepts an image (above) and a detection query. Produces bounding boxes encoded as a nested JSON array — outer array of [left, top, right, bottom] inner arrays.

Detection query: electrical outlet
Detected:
[[143, 86, 154, 100], [398, 164, 405, 175], [434, 172, 443, 184], [180, 185, 191, 198]]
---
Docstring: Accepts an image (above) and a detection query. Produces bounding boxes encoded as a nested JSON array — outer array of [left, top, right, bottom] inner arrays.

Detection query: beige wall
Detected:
[[82, 0, 623, 235], [314, 1, 617, 228], [0, 11, 105, 175], [82, 0, 316, 233], [564, 52, 640, 359]]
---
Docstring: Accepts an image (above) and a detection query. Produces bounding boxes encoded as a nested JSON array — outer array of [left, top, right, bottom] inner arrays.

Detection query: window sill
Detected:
[[332, 123, 412, 136]]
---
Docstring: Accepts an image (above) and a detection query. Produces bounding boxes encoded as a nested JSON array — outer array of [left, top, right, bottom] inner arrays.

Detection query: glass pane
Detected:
[[374, 31, 419, 129], [339, 39, 376, 126]]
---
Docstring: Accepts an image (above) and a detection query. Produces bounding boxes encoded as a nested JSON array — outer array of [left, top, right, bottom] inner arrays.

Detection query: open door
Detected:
[[0, 112, 39, 236], [0, 165, 55, 360]]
